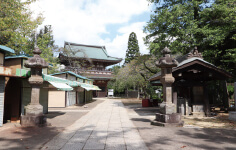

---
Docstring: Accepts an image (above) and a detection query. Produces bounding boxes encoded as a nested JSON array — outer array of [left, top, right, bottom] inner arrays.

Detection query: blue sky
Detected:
[[30, 0, 152, 63]]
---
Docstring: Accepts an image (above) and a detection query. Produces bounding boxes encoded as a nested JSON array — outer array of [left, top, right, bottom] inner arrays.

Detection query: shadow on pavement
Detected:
[[46, 111, 66, 119], [0, 126, 61, 150], [122, 100, 236, 150], [131, 118, 152, 122], [0, 98, 105, 150]]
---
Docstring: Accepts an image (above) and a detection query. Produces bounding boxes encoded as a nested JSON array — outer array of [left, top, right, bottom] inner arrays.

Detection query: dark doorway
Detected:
[[4, 78, 22, 122]]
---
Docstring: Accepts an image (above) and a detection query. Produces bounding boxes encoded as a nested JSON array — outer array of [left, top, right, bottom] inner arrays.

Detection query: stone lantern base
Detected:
[[21, 115, 47, 127], [159, 102, 176, 114], [151, 102, 183, 127], [151, 113, 184, 127], [21, 104, 48, 127]]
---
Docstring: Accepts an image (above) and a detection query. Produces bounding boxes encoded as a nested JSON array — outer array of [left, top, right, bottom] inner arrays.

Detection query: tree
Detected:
[[124, 32, 140, 65], [58, 45, 92, 74], [0, 0, 43, 55], [144, 0, 236, 77], [111, 55, 158, 98], [34, 25, 59, 74]]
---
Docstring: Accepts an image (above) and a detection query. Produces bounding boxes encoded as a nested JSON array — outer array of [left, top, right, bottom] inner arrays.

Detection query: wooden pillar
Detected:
[[204, 86, 210, 116], [234, 82, 236, 111], [221, 80, 229, 109]]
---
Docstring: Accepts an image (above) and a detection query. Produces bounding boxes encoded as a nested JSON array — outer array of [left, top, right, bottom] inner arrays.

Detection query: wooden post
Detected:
[[234, 82, 236, 111], [221, 80, 229, 110], [204, 86, 210, 116]]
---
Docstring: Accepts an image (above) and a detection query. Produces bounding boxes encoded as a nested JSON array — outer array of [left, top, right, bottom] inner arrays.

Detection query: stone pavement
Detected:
[[0, 99, 104, 150], [41, 99, 148, 150], [124, 103, 236, 150]]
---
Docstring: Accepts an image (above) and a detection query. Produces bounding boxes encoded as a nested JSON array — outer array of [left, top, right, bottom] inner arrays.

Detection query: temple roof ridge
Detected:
[[63, 41, 122, 63], [64, 41, 106, 49]]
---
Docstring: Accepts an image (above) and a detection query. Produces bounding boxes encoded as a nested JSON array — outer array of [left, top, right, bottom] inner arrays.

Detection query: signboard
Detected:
[[108, 89, 114, 97], [16, 68, 30, 77]]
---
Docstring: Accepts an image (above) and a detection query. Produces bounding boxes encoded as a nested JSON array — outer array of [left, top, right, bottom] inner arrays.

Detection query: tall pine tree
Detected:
[[124, 32, 140, 65]]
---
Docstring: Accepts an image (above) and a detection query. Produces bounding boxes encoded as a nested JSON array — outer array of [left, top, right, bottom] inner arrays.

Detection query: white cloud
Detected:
[[102, 22, 149, 64], [29, 0, 150, 62]]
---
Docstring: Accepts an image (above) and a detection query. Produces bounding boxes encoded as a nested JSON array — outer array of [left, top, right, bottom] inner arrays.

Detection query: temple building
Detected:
[[149, 47, 232, 117], [59, 42, 122, 97]]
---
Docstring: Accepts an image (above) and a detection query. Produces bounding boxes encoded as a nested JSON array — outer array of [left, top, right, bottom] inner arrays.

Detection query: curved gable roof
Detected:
[[173, 57, 232, 78], [149, 54, 232, 81], [64, 42, 122, 62]]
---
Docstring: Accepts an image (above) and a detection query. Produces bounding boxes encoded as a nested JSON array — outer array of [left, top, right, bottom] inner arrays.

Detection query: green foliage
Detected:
[[35, 25, 59, 74], [0, 0, 43, 54], [124, 32, 140, 65], [227, 85, 234, 99], [23, 25, 59, 74], [0, 0, 59, 74], [144, 0, 236, 78]]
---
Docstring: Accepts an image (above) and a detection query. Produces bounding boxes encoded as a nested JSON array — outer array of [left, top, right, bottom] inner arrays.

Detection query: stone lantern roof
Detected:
[[155, 47, 178, 68], [24, 47, 48, 68]]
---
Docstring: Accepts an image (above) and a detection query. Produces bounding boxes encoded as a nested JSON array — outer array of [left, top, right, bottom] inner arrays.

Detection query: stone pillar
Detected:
[[151, 47, 183, 127], [173, 91, 177, 109], [159, 68, 176, 114], [21, 46, 48, 127]]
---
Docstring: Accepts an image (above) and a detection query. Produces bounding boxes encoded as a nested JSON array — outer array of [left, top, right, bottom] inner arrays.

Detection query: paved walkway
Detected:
[[42, 99, 148, 150]]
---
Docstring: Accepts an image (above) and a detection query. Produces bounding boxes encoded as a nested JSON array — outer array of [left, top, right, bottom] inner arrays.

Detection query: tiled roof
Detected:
[[5, 54, 31, 59], [64, 42, 122, 62], [50, 71, 89, 80], [0, 45, 15, 53], [149, 53, 231, 81], [176, 57, 214, 68]]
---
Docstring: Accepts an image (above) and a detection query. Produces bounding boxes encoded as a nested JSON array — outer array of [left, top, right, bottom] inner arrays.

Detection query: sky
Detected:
[[29, 0, 152, 64]]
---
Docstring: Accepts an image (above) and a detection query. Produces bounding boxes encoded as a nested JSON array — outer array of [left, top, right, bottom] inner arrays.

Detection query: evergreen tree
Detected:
[[30, 25, 59, 74], [124, 32, 140, 64], [144, 0, 236, 77]]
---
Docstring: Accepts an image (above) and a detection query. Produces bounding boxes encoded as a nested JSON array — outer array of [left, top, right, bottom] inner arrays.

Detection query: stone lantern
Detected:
[[151, 47, 183, 127], [21, 46, 48, 127]]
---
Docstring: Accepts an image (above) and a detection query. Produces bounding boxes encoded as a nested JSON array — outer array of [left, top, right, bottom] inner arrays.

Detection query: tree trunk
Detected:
[[137, 86, 140, 99]]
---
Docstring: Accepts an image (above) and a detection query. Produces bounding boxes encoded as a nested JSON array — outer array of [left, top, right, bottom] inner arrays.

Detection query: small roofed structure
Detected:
[[60, 42, 122, 97], [48, 71, 100, 107], [0, 45, 15, 127], [150, 47, 232, 117]]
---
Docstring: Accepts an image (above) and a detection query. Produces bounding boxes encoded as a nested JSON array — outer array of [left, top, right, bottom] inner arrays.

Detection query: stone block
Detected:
[[155, 113, 182, 123], [25, 104, 43, 116], [159, 102, 176, 114], [192, 104, 204, 112], [192, 112, 205, 117], [21, 115, 47, 127], [229, 111, 236, 121]]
